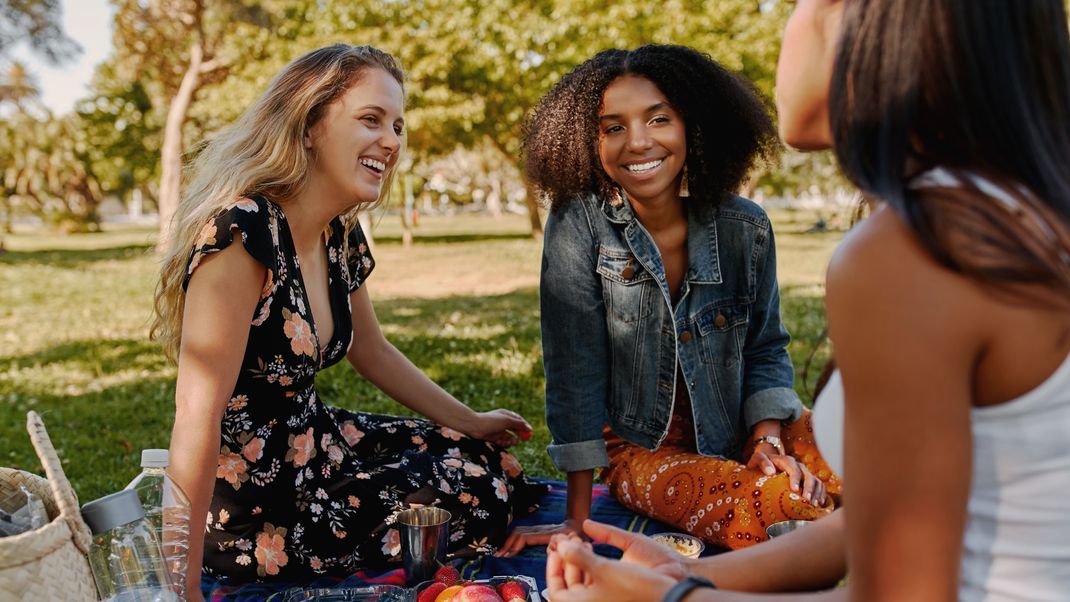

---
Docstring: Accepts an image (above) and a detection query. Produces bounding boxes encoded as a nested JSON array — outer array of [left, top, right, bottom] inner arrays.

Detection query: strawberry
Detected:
[[417, 582, 448, 602], [434, 563, 462, 586], [496, 579, 528, 601], [517, 429, 532, 442]]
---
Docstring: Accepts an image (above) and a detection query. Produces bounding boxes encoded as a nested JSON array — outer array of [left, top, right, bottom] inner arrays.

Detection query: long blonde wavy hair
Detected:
[[152, 44, 404, 363]]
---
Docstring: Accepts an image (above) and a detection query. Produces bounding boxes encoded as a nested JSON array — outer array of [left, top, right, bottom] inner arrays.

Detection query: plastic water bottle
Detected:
[[125, 449, 191, 599], [81, 489, 178, 601]]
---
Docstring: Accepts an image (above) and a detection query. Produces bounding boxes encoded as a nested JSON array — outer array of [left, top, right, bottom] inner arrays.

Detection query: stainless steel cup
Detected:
[[397, 506, 451, 585], [765, 519, 810, 539]]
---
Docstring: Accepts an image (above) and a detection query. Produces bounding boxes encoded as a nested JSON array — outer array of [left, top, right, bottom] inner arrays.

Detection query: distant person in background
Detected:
[[151, 44, 547, 599], [545, 1, 1070, 600], [501, 44, 840, 558]]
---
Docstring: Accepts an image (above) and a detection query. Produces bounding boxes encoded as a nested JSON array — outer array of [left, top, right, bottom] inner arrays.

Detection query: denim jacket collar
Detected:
[[599, 191, 722, 285]]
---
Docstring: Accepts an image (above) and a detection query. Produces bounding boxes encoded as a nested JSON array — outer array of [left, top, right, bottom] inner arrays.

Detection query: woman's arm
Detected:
[[169, 243, 264, 600], [824, 209, 977, 601], [345, 285, 529, 446]]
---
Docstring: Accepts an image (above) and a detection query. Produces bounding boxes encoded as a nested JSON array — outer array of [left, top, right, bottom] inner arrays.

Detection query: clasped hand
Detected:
[[546, 520, 689, 602]]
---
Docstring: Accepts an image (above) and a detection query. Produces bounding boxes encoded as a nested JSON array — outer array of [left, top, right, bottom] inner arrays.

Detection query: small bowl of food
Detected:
[[765, 520, 810, 539], [650, 532, 705, 558]]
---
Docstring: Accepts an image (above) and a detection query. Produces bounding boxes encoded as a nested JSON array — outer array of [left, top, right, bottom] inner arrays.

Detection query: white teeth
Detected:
[[360, 158, 386, 172], [624, 159, 663, 173]]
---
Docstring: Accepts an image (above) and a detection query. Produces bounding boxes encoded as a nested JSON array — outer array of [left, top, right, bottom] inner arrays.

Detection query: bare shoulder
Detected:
[[825, 205, 984, 353]]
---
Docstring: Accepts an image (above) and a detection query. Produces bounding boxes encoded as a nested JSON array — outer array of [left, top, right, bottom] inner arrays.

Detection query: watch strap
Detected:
[[662, 575, 717, 602]]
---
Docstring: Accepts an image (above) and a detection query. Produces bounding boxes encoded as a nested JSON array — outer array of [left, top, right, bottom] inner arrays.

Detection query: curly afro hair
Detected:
[[523, 44, 778, 212]]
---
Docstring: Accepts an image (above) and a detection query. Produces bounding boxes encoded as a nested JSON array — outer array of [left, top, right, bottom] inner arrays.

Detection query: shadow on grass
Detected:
[[0, 244, 155, 269], [373, 232, 534, 245], [0, 337, 166, 373], [0, 285, 832, 498]]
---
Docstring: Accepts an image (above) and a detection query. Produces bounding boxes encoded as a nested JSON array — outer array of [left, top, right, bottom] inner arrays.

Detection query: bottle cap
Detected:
[[140, 449, 169, 468], [81, 489, 146, 535]]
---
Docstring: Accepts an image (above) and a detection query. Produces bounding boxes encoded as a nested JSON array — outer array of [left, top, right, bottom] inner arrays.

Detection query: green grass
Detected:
[[0, 210, 841, 502]]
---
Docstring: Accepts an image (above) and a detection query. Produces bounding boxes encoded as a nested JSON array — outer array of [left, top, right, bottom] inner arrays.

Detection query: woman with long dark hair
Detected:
[[544, 1, 1070, 600]]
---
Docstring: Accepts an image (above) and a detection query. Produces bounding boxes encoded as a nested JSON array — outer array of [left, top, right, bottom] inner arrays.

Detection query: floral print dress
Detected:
[[183, 195, 548, 582]]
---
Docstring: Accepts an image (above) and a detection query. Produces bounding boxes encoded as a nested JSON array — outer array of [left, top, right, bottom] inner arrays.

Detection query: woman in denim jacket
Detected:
[[501, 45, 840, 555]]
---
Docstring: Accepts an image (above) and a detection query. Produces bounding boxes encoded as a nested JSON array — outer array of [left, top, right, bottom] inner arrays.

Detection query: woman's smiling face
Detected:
[[597, 75, 687, 207], [305, 67, 405, 206]]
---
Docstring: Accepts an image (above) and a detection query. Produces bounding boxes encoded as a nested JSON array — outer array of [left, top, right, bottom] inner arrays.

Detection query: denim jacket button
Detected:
[[714, 312, 727, 328], [621, 266, 635, 279], [679, 331, 692, 343]]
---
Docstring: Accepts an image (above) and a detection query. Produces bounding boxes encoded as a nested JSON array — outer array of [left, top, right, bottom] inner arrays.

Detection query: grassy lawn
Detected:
[[0, 210, 841, 502]]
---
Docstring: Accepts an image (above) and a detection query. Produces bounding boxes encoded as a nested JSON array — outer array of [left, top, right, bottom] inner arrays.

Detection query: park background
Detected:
[[1, 0, 851, 501]]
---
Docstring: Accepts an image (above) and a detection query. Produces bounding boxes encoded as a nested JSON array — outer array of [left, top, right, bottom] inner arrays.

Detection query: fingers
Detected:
[[581, 519, 636, 552], [558, 541, 600, 586], [498, 530, 542, 557], [801, 464, 817, 504], [771, 455, 803, 493]]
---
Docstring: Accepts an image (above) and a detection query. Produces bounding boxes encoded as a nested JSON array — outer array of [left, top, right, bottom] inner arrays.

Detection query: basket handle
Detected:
[[26, 411, 94, 555]]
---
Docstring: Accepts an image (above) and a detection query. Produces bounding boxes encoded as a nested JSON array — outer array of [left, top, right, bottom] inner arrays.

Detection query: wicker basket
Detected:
[[0, 411, 97, 601]]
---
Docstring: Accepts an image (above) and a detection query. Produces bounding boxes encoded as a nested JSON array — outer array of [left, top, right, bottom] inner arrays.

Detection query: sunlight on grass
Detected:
[[0, 211, 843, 499]]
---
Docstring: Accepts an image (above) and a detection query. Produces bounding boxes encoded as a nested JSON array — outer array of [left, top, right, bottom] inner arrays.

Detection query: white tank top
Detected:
[[814, 352, 1070, 601]]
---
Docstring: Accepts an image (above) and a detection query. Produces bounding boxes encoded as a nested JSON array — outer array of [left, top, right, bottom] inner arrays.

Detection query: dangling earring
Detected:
[[609, 185, 625, 207], [678, 165, 690, 198]]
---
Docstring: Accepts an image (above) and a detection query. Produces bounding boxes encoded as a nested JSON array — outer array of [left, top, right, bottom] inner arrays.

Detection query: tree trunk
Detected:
[[156, 44, 205, 252], [523, 184, 543, 238]]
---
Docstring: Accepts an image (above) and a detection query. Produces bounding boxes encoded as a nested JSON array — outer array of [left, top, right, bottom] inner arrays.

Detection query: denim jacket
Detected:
[[541, 193, 802, 473]]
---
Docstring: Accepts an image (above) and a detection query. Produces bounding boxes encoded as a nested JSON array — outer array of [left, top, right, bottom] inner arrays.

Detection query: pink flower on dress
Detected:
[[341, 422, 365, 446], [242, 437, 265, 463], [260, 269, 275, 300], [227, 197, 259, 212], [254, 523, 288, 577], [439, 427, 464, 441], [462, 462, 487, 477], [327, 445, 344, 464], [459, 492, 473, 504], [348, 495, 360, 508], [217, 451, 249, 489], [195, 221, 218, 248], [381, 528, 401, 558], [286, 427, 317, 467], [283, 311, 316, 357], [500, 452, 522, 478]]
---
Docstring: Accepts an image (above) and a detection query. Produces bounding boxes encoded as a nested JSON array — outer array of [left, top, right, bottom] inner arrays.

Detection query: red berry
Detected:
[[497, 579, 528, 601], [434, 564, 462, 586], [517, 429, 532, 441], [417, 582, 448, 602]]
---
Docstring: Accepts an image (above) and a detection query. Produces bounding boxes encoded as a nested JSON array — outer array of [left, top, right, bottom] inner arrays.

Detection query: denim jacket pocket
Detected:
[[596, 246, 655, 323], [696, 302, 749, 368]]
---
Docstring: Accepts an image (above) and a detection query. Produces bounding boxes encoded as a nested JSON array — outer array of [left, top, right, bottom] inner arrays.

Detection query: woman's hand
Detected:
[[547, 538, 676, 602], [580, 520, 690, 581], [463, 408, 532, 447], [746, 443, 828, 506], [498, 520, 582, 557]]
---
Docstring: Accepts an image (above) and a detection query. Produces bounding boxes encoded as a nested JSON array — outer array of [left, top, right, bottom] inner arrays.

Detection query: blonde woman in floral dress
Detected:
[[151, 45, 547, 600]]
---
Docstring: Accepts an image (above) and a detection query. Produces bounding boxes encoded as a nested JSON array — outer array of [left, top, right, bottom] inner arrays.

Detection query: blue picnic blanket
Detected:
[[202, 479, 687, 600]]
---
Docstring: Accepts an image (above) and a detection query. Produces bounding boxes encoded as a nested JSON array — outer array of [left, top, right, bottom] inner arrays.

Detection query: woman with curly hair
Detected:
[[500, 44, 840, 556], [152, 44, 548, 598], [545, 1, 1070, 600]]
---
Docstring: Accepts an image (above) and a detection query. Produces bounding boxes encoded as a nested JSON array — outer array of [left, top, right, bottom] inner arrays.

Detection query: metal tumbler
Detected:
[[397, 506, 451, 585]]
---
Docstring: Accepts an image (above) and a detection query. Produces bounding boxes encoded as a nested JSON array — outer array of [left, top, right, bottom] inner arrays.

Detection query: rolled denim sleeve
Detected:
[[541, 203, 611, 472], [742, 220, 803, 429]]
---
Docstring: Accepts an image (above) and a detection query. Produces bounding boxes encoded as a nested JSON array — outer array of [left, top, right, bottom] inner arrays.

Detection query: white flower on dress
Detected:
[[493, 477, 509, 502], [381, 528, 401, 558]]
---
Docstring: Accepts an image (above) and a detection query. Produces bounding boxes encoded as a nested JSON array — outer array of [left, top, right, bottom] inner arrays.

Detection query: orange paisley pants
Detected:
[[601, 404, 842, 550]]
